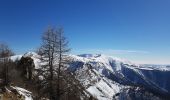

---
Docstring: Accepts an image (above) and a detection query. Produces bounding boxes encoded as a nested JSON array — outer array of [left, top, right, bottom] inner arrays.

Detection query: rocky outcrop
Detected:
[[18, 57, 35, 80]]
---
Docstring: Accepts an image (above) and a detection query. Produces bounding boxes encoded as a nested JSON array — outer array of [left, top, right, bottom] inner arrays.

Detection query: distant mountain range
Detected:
[[12, 52, 170, 100]]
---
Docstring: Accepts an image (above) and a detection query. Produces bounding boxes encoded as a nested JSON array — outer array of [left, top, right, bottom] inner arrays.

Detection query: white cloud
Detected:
[[71, 49, 170, 64], [73, 49, 149, 55]]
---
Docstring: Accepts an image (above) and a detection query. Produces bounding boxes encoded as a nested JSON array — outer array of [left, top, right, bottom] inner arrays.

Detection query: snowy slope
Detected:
[[69, 55, 123, 99], [10, 55, 22, 61], [4, 86, 33, 100], [17, 52, 170, 100], [69, 54, 170, 99], [12, 86, 33, 100]]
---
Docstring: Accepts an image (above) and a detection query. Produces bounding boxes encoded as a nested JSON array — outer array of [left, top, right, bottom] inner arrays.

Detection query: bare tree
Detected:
[[0, 43, 14, 58], [38, 27, 58, 99], [40, 27, 70, 100], [37, 26, 92, 100], [0, 43, 14, 86], [55, 27, 70, 99]]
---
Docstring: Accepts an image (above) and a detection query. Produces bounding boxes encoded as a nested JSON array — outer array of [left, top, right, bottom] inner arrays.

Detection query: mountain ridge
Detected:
[[11, 52, 170, 100]]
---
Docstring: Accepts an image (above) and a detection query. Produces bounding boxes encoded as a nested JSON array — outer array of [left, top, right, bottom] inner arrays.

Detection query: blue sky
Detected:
[[0, 0, 170, 64]]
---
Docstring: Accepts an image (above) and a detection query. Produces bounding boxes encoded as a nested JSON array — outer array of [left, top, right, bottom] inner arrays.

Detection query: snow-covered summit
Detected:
[[23, 52, 40, 58], [70, 54, 138, 72], [10, 55, 22, 62], [78, 54, 136, 65]]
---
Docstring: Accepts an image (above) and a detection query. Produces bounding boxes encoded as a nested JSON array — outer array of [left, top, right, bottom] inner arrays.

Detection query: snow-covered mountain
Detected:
[[14, 52, 170, 100], [68, 54, 170, 100]]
